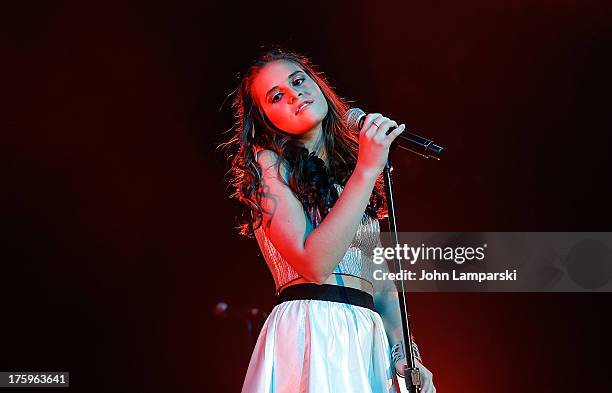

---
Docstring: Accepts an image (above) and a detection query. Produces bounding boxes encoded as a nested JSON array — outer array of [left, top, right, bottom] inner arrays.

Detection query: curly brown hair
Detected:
[[219, 48, 387, 238]]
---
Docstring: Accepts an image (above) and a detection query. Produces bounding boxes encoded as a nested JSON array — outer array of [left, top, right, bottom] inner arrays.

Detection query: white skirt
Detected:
[[241, 299, 408, 393]]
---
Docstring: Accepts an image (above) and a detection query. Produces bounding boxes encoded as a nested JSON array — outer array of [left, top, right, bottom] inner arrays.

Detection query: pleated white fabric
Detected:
[[241, 299, 408, 393]]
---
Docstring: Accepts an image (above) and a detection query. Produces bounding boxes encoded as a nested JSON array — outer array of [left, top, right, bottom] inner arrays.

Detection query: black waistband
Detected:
[[277, 283, 376, 312]]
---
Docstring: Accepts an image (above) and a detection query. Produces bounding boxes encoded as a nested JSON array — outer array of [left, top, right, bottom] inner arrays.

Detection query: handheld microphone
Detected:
[[346, 107, 444, 160]]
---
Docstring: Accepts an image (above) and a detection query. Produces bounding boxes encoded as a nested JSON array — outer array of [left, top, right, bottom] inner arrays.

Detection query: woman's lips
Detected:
[[296, 100, 314, 114]]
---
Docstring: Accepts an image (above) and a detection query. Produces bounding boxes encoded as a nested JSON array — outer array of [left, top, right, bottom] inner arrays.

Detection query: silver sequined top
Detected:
[[254, 183, 382, 293]]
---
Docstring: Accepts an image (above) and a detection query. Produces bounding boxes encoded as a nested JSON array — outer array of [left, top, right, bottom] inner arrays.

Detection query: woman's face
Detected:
[[251, 60, 328, 134]]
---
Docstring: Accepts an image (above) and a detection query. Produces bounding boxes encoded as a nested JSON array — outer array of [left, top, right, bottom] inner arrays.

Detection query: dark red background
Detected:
[[2, 1, 611, 392]]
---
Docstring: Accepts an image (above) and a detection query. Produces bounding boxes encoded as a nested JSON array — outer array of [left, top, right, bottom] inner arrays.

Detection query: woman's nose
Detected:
[[288, 91, 303, 103]]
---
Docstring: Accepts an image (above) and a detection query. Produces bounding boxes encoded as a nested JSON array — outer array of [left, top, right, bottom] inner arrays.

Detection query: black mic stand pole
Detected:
[[382, 158, 421, 393]]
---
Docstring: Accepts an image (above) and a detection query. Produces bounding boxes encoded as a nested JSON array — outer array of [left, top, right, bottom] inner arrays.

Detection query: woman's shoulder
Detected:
[[253, 147, 291, 184], [254, 146, 282, 166]]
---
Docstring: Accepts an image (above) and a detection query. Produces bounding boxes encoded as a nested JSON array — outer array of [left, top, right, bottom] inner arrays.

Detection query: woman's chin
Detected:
[[297, 123, 324, 135]]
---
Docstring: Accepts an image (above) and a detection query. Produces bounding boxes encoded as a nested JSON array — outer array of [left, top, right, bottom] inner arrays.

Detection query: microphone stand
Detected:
[[382, 158, 421, 393]]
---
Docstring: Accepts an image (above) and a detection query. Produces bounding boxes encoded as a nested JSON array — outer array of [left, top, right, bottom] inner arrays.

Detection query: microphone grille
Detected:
[[345, 107, 366, 131]]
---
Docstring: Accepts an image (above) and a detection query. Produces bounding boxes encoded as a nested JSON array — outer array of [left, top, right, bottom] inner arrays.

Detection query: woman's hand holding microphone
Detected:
[[354, 113, 406, 179]]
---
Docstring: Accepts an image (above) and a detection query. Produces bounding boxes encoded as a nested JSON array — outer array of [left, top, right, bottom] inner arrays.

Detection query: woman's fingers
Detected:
[[384, 124, 405, 145], [415, 359, 436, 393], [360, 113, 401, 142], [372, 118, 398, 141], [361, 113, 383, 136], [394, 359, 436, 393]]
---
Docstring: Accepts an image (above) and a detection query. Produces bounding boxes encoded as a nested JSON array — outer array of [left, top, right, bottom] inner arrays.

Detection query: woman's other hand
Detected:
[[395, 358, 436, 393]]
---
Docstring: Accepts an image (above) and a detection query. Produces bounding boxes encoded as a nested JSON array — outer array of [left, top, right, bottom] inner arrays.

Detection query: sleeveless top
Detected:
[[253, 183, 382, 294]]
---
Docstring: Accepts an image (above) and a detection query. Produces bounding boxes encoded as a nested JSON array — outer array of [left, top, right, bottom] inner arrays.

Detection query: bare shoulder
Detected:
[[254, 148, 278, 167], [255, 148, 290, 183], [252, 148, 306, 247]]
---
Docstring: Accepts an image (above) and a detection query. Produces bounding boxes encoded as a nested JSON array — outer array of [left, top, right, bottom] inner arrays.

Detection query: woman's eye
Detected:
[[270, 78, 304, 103]]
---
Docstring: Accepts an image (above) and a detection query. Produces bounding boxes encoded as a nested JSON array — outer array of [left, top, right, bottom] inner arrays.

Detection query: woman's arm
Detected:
[[254, 114, 405, 283], [372, 254, 423, 363], [373, 233, 424, 363], [374, 287, 423, 361], [373, 242, 436, 392], [256, 148, 378, 283]]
